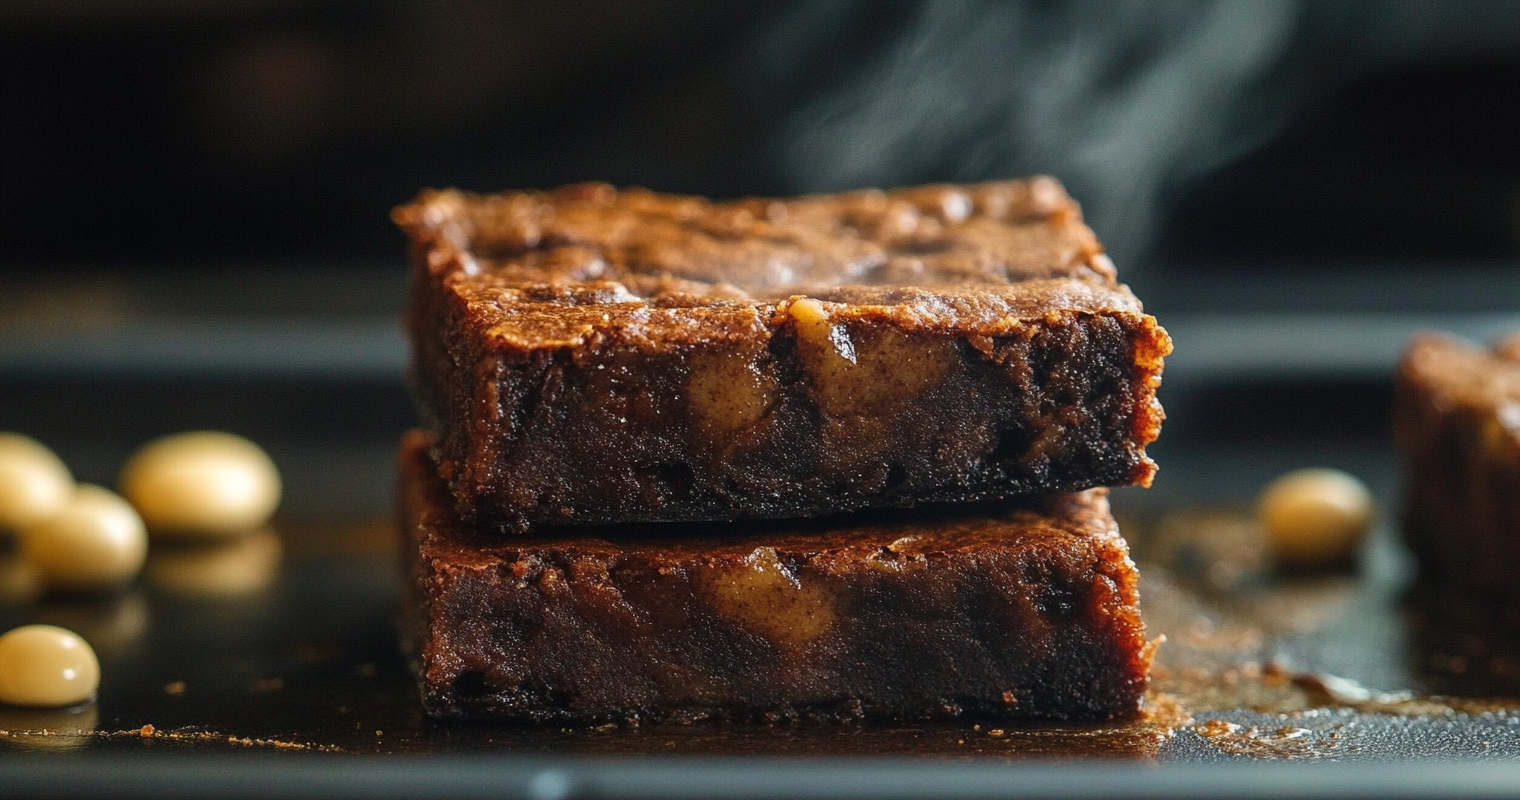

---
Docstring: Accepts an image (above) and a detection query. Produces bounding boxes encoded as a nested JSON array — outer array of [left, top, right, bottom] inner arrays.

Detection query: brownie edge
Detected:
[[1395, 331, 1520, 600], [398, 430, 1153, 723]]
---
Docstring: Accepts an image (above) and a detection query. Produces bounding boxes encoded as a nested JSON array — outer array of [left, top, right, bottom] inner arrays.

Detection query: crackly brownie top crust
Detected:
[[394, 179, 1141, 349]]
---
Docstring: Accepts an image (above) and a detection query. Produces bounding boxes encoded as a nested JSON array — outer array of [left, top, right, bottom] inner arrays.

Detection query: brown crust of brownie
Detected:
[[396, 179, 1170, 534], [398, 430, 1152, 723], [1394, 331, 1520, 599]]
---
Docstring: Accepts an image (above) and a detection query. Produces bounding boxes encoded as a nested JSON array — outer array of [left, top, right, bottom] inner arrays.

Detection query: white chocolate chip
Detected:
[[701, 547, 833, 648], [786, 298, 953, 419], [1257, 468, 1373, 566], [21, 485, 148, 592], [0, 433, 74, 533], [120, 431, 281, 539], [687, 352, 777, 437], [788, 297, 857, 367], [0, 625, 100, 708], [786, 296, 830, 327]]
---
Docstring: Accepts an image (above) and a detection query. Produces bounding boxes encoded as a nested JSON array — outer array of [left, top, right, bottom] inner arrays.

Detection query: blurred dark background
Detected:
[[1, 0, 1518, 517], [4, 0, 1520, 272]]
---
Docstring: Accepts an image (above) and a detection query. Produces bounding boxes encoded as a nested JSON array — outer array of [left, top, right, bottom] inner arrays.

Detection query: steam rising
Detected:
[[762, 0, 1301, 267]]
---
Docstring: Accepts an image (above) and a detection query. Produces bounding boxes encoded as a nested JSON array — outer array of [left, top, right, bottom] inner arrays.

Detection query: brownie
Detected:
[[394, 179, 1170, 534], [398, 430, 1152, 723], [1394, 332, 1520, 599]]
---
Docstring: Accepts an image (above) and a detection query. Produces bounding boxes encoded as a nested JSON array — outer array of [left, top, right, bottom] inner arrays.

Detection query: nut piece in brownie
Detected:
[[398, 430, 1152, 723], [395, 179, 1170, 533], [1395, 331, 1520, 599]]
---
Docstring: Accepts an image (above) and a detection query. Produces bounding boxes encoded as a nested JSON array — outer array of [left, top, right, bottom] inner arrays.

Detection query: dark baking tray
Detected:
[[1, 299, 1519, 798], [0, 505, 1518, 798]]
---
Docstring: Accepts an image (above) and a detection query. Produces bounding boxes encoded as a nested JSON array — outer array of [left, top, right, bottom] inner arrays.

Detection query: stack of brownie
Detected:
[[393, 178, 1171, 723]]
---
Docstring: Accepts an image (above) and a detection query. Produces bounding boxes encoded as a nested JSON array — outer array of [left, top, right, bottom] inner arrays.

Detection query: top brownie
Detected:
[[396, 179, 1170, 534]]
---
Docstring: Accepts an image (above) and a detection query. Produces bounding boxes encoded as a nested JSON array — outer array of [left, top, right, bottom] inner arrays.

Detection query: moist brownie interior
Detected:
[[398, 430, 1152, 723], [396, 179, 1170, 533]]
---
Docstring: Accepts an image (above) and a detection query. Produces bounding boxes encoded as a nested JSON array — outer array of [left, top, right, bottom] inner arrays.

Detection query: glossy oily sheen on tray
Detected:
[[394, 179, 1170, 534]]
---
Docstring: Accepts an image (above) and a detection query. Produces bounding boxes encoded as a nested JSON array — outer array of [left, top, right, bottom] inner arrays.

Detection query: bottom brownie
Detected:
[[398, 430, 1151, 723], [1395, 332, 1520, 600]]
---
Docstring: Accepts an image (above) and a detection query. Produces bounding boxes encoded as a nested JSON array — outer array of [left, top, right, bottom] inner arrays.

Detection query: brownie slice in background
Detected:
[[1395, 331, 1520, 600]]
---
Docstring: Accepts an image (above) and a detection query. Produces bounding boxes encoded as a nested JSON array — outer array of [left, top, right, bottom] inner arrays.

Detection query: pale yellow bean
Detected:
[[119, 431, 281, 539], [21, 485, 148, 591], [1257, 468, 1373, 566], [0, 625, 100, 707], [0, 433, 74, 533]]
